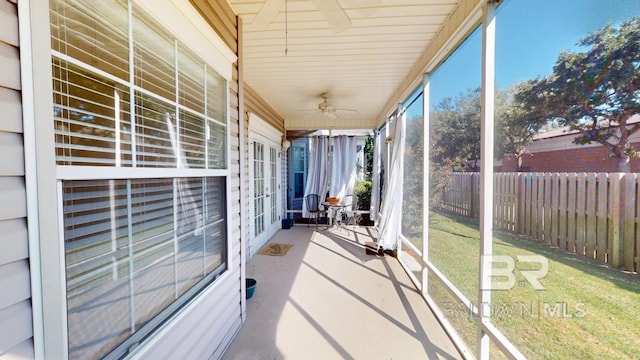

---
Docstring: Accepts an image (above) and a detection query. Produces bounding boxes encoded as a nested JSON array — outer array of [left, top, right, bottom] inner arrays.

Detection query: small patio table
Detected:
[[322, 202, 346, 227]]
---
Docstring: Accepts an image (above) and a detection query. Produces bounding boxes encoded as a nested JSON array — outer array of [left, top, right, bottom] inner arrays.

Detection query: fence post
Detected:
[[575, 173, 586, 256], [567, 173, 577, 253], [474, 173, 480, 219], [544, 173, 553, 244], [636, 176, 640, 273], [498, 173, 504, 229], [509, 173, 519, 234], [517, 173, 525, 234], [586, 173, 598, 259], [558, 173, 568, 251], [621, 173, 636, 271], [608, 173, 624, 268], [469, 173, 474, 218], [596, 173, 608, 262], [551, 173, 560, 247]]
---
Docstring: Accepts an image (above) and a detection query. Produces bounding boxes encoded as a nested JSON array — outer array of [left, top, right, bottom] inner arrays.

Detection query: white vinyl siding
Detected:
[[0, 0, 34, 358]]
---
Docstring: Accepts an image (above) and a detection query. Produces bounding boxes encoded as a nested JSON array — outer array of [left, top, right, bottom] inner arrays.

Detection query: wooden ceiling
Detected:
[[229, 0, 460, 130]]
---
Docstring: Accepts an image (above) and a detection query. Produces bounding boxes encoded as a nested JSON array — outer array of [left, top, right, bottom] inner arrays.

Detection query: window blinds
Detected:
[[52, 0, 227, 170], [63, 178, 226, 359], [50, 0, 230, 359]]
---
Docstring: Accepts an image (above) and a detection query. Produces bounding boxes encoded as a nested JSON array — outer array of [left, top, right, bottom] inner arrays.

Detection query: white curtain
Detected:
[[302, 136, 329, 218], [329, 135, 357, 199], [370, 130, 382, 221], [377, 110, 405, 250]]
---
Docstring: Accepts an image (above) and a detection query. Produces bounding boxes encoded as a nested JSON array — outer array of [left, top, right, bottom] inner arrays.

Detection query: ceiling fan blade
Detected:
[[334, 109, 357, 114], [252, 0, 285, 28], [328, 112, 339, 120], [303, 111, 321, 119], [309, 0, 351, 33]]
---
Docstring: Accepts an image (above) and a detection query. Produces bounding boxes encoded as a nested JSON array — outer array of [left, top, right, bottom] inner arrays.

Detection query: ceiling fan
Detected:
[[298, 93, 356, 120], [252, 0, 379, 34]]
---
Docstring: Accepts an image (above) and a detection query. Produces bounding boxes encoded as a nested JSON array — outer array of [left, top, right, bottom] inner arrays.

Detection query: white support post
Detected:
[[238, 17, 248, 322], [478, 1, 497, 359], [422, 73, 430, 295], [398, 105, 405, 254]]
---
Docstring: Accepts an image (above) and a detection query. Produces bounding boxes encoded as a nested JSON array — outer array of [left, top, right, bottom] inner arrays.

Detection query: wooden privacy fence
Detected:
[[442, 172, 640, 273]]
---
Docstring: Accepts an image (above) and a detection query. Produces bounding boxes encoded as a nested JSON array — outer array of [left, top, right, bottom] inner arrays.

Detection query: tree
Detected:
[[516, 17, 640, 172], [431, 85, 546, 172], [403, 114, 424, 235], [355, 135, 374, 215], [363, 135, 374, 179], [431, 88, 481, 171], [495, 84, 547, 171]]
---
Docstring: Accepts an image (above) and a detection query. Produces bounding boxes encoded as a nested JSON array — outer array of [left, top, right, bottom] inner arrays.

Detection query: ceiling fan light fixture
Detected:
[[296, 92, 356, 120]]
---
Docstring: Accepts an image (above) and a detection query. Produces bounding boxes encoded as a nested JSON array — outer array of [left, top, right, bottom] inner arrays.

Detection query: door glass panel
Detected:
[[293, 145, 306, 199], [270, 147, 277, 224], [253, 142, 264, 236], [294, 173, 304, 198]]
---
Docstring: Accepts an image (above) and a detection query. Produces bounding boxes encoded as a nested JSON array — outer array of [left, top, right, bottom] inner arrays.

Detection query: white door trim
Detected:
[[248, 113, 283, 256], [249, 112, 283, 140]]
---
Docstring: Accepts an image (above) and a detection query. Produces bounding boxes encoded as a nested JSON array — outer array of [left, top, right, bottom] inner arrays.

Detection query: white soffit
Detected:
[[229, 0, 459, 130]]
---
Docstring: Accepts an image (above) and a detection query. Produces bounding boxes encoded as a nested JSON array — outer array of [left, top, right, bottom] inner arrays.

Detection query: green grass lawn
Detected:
[[425, 210, 640, 359]]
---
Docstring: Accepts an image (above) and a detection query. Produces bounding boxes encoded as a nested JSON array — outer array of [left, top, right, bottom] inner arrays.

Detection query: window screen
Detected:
[[50, 1, 230, 359]]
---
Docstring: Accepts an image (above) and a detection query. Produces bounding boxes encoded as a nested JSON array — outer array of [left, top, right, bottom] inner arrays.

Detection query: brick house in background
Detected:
[[500, 115, 640, 173]]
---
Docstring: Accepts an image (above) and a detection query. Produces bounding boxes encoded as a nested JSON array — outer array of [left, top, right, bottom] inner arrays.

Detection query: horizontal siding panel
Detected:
[[229, 121, 239, 134], [0, 260, 31, 310], [211, 0, 237, 32], [0, 338, 34, 359], [136, 271, 241, 359], [231, 247, 241, 265], [0, 1, 18, 47], [229, 90, 239, 108], [0, 219, 28, 265], [0, 42, 20, 91], [0, 87, 22, 133], [230, 230, 241, 245], [0, 3, 30, 358], [189, 0, 238, 53], [0, 132, 24, 176], [0, 300, 32, 356], [244, 85, 285, 133], [210, 316, 242, 360], [0, 177, 26, 221], [174, 280, 240, 359], [199, 299, 241, 358]]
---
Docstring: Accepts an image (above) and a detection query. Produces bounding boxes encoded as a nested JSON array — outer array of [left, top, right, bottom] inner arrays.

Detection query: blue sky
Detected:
[[424, 0, 640, 110]]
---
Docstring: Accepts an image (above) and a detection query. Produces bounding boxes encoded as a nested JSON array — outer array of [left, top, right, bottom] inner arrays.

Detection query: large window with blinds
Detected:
[[50, 1, 229, 359]]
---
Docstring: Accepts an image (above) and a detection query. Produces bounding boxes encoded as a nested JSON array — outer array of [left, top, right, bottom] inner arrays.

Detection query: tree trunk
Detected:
[[618, 156, 631, 173]]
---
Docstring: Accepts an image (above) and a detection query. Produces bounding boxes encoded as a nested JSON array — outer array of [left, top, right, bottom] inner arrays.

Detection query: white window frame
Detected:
[[21, 1, 236, 358]]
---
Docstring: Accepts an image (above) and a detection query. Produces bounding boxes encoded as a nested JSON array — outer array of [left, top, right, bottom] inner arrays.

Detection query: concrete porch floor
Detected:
[[222, 225, 463, 360]]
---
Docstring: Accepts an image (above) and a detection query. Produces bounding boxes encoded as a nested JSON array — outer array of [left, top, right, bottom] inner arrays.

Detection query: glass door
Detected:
[[251, 138, 280, 254]]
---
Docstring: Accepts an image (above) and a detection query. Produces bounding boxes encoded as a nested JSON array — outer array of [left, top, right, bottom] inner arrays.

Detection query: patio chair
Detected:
[[304, 194, 325, 230], [338, 194, 361, 231]]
